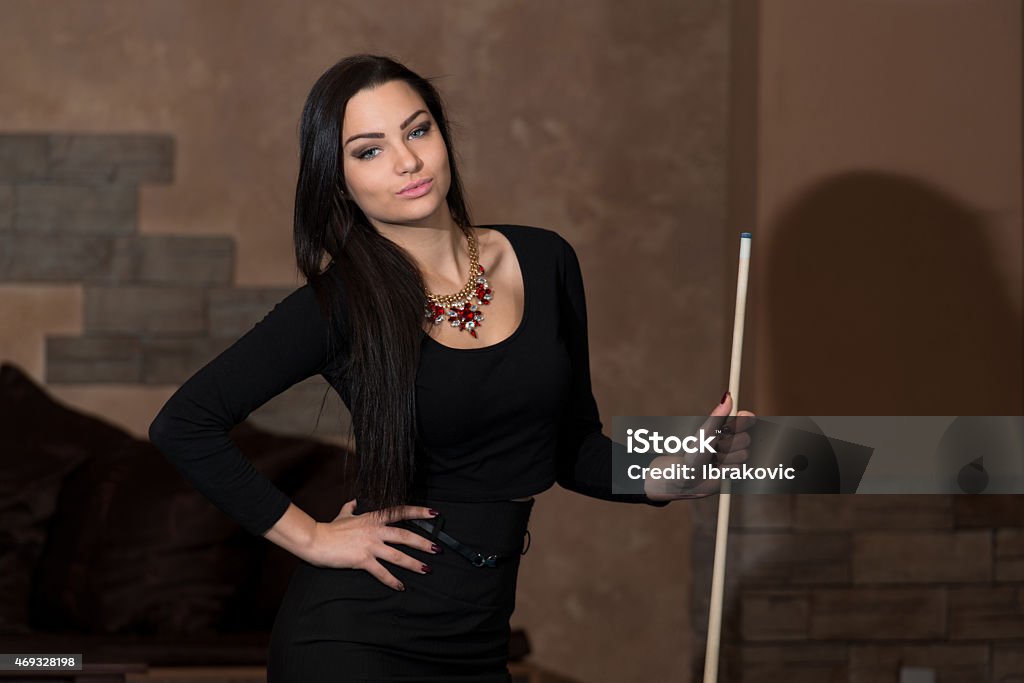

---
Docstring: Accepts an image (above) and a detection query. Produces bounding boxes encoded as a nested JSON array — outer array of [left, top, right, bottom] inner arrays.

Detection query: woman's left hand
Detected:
[[644, 392, 757, 502]]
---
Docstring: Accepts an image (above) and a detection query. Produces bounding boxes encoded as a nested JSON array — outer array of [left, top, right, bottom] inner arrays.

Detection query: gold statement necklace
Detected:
[[423, 228, 493, 338]]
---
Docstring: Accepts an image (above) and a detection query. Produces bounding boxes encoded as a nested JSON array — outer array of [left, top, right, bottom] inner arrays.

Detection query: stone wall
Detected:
[[0, 133, 349, 438], [691, 494, 1024, 682]]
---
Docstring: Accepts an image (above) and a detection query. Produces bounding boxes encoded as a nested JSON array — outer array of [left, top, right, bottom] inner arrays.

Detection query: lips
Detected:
[[398, 178, 431, 194]]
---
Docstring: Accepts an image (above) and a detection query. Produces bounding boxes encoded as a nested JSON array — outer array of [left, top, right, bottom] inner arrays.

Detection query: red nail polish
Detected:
[[431, 544, 442, 554], [429, 509, 439, 516], [421, 564, 432, 574], [720, 391, 729, 405]]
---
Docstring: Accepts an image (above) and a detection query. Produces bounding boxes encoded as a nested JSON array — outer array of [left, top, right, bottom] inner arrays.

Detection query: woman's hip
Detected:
[[269, 497, 535, 678], [366, 496, 535, 609]]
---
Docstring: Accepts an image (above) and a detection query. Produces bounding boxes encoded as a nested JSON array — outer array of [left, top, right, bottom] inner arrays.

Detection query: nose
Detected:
[[394, 141, 422, 174]]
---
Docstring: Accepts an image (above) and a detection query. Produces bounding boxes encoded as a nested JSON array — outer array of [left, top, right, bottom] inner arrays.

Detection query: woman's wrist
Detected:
[[303, 522, 323, 565], [263, 503, 321, 564], [643, 453, 712, 501], [643, 454, 674, 501]]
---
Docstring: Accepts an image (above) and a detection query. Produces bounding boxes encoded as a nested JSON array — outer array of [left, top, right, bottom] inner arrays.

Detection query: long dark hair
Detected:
[[293, 54, 473, 517]]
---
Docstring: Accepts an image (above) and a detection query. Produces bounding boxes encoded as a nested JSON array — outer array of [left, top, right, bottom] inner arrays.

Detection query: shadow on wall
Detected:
[[764, 170, 1022, 417]]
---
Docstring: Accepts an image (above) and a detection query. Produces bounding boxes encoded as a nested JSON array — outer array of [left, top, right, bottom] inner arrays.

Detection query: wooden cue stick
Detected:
[[702, 231, 752, 683]]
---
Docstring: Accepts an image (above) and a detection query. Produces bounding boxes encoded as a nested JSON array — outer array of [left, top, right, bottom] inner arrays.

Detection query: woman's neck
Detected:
[[375, 215, 473, 289]]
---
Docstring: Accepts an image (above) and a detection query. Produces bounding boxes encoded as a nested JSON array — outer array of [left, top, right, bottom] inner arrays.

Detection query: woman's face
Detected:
[[340, 80, 451, 228]]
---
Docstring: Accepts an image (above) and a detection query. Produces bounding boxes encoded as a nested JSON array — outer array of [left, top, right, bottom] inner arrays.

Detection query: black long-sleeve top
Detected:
[[148, 224, 667, 537]]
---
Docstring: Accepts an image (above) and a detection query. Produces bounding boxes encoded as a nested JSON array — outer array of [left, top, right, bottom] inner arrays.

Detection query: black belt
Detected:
[[406, 516, 531, 568]]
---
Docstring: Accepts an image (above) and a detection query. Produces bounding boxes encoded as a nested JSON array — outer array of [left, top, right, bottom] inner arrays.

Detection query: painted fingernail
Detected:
[[431, 544, 442, 554], [421, 564, 432, 574], [720, 391, 730, 405], [429, 509, 439, 516], [397, 582, 405, 591]]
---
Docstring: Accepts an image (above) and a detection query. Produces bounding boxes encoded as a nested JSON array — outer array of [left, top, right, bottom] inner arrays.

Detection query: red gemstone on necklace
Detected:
[[424, 260, 491, 332]]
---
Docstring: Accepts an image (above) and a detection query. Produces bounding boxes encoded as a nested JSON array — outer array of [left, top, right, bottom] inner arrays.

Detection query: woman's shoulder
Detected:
[[479, 223, 571, 255], [259, 264, 349, 350]]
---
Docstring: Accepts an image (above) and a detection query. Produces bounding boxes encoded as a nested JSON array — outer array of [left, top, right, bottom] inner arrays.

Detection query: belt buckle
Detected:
[[472, 553, 499, 568]]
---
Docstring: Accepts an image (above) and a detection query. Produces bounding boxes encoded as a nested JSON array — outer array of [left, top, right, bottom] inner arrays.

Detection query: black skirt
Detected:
[[267, 497, 535, 682]]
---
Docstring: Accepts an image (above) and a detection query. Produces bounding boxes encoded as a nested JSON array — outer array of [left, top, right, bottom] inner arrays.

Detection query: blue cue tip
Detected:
[[740, 232, 752, 238]]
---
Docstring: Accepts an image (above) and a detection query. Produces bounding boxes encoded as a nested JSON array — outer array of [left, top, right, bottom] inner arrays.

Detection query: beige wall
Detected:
[[1, 2, 731, 681], [748, 0, 1022, 416]]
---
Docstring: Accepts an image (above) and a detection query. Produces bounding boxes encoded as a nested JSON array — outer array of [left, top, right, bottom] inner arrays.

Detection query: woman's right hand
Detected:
[[644, 392, 757, 501], [307, 499, 441, 591]]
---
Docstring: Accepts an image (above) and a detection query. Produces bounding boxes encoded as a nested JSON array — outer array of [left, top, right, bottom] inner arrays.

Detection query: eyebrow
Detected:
[[343, 109, 428, 147]]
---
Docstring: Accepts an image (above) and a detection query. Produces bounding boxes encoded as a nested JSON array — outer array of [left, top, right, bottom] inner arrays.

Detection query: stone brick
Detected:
[[85, 287, 206, 335], [996, 529, 1024, 581], [739, 661, 848, 682], [110, 235, 234, 286], [0, 234, 115, 281], [247, 375, 351, 439], [740, 589, 810, 641], [994, 644, 1024, 682], [795, 495, 953, 530], [207, 287, 295, 338], [810, 588, 946, 640], [853, 531, 992, 583], [0, 185, 12, 230], [735, 531, 850, 585], [949, 587, 1024, 639], [140, 337, 234, 385], [0, 234, 233, 286], [954, 495, 1024, 528], [0, 135, 48, 180], [738, 643, 848, 683], [45, 336, 142, 383], [14, 183, 137, 234], [46, 134, 173, 184], [733, 494, 794, 529], [849, 644, 990, 683]]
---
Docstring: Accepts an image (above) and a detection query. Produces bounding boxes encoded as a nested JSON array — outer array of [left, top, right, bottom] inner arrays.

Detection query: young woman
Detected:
[[148, 54, 753, 683]]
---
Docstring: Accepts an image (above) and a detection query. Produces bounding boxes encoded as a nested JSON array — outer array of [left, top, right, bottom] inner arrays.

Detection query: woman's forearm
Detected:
[[262, 502, 320, 564]]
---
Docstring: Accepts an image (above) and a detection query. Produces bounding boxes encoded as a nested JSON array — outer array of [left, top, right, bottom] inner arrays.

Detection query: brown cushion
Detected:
[[30, 420, 358, 636], [0, 362, 132, 634]]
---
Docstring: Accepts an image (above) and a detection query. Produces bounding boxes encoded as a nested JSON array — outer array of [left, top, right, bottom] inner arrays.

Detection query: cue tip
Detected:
[[740, 231, 752, 238]]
